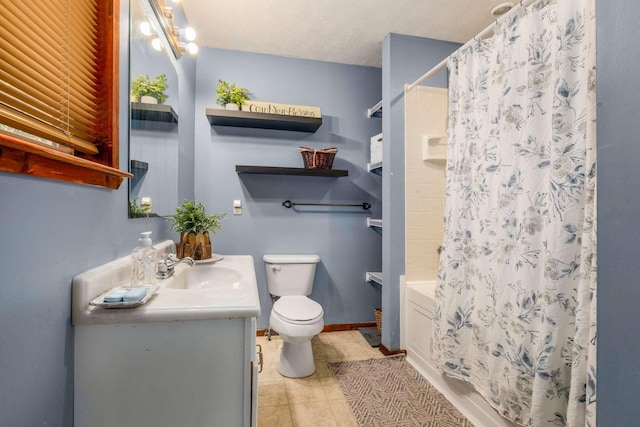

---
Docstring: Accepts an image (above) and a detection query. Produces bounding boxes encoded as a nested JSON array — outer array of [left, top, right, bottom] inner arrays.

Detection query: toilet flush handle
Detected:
[[271, 264, 281, 272]]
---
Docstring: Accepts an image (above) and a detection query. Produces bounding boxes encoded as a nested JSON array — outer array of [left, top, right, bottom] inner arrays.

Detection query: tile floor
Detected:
[[257, 330, 385, 427]]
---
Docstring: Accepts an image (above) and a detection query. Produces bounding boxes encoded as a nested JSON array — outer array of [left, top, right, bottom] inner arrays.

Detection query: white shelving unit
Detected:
[[367, 218, 382, 228], [370, 133, 382, 166], [365, 101, 383, 344], [422, 133, 448, 161], [367, 161, 383, 174], [365, 271, 383, 286], [367, 100, 382, 118]]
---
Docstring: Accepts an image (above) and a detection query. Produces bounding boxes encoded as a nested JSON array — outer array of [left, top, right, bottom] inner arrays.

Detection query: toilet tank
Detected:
[[263, 255, 320, 296]]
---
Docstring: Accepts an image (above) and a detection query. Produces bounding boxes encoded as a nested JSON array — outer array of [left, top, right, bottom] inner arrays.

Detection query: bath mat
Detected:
[[328, 356, 473, 427], [358, 326, 381, 347]]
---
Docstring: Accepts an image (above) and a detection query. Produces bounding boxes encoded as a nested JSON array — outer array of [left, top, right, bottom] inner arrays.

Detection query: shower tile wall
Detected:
[[404, 86, 448, 281]]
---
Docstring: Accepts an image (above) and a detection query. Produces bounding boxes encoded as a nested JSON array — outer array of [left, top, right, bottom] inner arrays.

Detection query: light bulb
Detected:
[[185, 42, 198, 55], [140, 21, 152, 36], [151, 38, 163, 51], [184, 27, 196, 42]]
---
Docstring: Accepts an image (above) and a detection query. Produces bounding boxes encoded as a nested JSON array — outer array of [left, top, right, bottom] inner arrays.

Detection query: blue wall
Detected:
[[380, 33, 459, 350], [596, 1, 640, 424], [0, 1, 195, 425], [5, 4, 636, 426], [192, 48, 383, 328]]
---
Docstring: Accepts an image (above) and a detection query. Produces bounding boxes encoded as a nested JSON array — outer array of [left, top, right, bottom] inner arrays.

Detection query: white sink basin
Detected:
[[161, 263, 243, 291], [72, 240, 261, 325]]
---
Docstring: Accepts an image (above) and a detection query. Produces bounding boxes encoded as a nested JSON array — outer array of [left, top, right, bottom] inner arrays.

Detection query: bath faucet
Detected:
[[156, 254, 195, 279]]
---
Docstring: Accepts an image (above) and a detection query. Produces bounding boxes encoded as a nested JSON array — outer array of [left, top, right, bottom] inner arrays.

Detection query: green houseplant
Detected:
[[131, 74, 168, 103], [215, 79, 250, 110], [128, 199, 147, 218], [168, 199, 225, 260]]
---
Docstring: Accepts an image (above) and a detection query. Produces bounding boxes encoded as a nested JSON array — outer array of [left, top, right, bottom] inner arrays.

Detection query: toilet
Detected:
[[263, 254, 324, 378]]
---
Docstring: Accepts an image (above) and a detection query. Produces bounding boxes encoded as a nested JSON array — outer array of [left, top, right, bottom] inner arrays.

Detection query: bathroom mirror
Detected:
[[149, 0, 183, 59], [128, 0, 180, 218]]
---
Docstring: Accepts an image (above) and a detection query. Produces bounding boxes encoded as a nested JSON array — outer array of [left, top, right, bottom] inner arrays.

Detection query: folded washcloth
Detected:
[[123, 287, 148, 302], [103, 288, 128, 303]]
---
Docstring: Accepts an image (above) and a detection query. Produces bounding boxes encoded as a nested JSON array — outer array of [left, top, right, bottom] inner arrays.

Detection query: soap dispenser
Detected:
[[131, 231, 157, 286]]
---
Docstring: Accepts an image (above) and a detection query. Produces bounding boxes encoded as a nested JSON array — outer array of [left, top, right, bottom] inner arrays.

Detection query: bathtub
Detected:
[[401, 278, 518, 427]]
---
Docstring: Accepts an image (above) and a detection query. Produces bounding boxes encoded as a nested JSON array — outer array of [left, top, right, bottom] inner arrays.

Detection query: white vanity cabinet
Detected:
[[74, 318, 257, 427], [72, 241, 261, 427]]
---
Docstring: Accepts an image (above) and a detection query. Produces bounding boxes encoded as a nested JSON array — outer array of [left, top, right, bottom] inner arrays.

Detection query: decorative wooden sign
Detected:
[[242, 100, 321, 118]]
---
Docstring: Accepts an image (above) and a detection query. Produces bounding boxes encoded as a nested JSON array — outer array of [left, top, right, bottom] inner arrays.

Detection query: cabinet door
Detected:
[[75, 320, 246, 427]]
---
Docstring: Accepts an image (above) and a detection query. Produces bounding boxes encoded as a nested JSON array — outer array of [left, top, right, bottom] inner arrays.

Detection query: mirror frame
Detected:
[[149, 0, 182, 59]]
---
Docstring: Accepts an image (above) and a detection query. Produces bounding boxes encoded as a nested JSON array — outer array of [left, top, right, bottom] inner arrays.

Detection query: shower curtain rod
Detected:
[[407, 0, 535, 91]]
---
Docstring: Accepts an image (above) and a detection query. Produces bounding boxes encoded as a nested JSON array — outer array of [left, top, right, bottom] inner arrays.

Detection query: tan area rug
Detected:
[[328, 356, 473, 427]]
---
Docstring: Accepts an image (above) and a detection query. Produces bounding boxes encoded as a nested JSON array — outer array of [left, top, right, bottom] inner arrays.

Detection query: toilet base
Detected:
[[279, 340, 315, 378]]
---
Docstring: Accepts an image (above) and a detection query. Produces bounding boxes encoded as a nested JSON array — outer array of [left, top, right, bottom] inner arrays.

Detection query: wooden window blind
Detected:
[[0, 0, 131, 189]]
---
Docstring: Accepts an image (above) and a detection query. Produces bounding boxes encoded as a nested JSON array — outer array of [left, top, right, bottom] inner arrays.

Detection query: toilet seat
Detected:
[[273, 296, 323, 325]]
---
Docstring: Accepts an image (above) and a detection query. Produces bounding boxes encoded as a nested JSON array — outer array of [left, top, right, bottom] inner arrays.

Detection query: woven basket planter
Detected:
[[176, 231, 212, 260], [374, 307, 382, 332], [299, 147, 338, 169]]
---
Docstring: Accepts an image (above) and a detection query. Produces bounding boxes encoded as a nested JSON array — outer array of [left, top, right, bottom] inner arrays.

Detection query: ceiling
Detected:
[[180, 0, 508, 68]]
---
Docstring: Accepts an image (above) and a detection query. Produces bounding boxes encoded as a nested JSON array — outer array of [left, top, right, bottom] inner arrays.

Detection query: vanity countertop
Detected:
[[72, 240, 261, 325]]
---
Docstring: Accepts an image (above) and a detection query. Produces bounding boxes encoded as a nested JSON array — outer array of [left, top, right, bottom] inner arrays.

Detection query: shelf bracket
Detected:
[[365, 272, 383, 286], [367, 218, 382, 228], [367, 100, 383, 118]]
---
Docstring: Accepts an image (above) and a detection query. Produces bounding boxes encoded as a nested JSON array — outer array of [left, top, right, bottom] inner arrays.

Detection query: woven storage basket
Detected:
[[374, 307, 382, 332], [299, 147, 338, 169]]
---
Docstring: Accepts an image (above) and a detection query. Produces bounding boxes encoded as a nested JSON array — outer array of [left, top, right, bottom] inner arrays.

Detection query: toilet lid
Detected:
[[273, 296, 323, 322]]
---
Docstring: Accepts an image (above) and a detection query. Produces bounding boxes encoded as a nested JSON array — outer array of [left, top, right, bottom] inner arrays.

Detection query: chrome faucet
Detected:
[[156, 254, 195, 279]]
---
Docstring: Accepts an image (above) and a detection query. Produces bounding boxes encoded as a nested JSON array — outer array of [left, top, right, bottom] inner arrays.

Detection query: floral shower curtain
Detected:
[[432, 0, 596, 426]]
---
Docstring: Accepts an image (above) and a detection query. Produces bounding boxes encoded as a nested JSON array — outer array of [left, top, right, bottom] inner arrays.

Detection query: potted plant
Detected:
[[215, 79, 250, 110], [168, 199, 226, 260], [131, 74, 168, 104], [128, 199, 148, 218]]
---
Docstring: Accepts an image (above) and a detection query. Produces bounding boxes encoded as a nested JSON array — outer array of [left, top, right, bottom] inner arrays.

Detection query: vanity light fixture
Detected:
[[182, 41, 199, 55], [151, 37, 163, 51], [173, 25, 199, 55], [135, 18, 163, 51], [181, 26, 196, 42], [149, 0, 197, 58], [139, 20, 153, 37]]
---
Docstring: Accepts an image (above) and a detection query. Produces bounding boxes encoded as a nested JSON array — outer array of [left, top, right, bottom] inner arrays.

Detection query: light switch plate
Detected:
[[233, 199, 242, 215]]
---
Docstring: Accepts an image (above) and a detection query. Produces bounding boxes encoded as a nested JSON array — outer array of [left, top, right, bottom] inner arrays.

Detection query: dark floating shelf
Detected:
[[130, 159, 149, 170], [236, 165, 348, 177], [131, 102, 178, 123], [206, 108, 322, 133]]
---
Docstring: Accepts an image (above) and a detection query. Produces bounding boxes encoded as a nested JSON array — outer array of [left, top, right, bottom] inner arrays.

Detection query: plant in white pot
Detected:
[[167, 199, 225, 260], [216, 79, 250, 110], [131, 74, 168, 104]]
